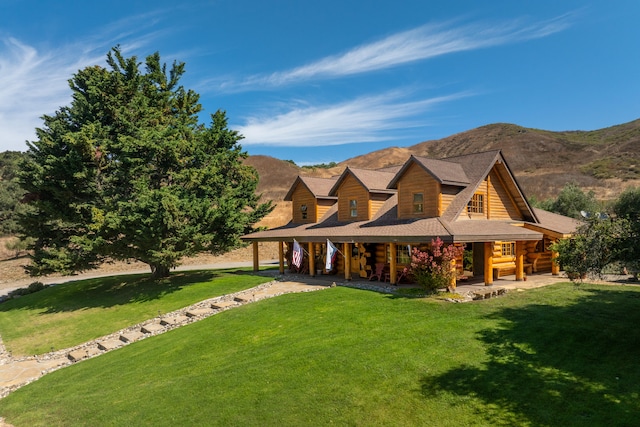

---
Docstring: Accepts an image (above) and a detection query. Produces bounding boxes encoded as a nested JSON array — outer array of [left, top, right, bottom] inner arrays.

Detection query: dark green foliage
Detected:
[[0, 151, 29, 236], [581, 156, 640, 180], [301, 161, 338, 169], [19, 47, 272, 278], [613, 187, 640, 269], [3, 282, 48, 300], [547, 182, 598, 219], [552, 186, 640, 279], [551, 218, 631, 280]]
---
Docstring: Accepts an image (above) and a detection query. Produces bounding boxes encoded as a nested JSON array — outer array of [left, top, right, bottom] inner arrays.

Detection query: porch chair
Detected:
[[368, 263, 386, 281]]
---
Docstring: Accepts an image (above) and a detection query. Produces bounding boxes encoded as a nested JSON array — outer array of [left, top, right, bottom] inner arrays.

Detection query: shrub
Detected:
[[404, 238, 463, 293]]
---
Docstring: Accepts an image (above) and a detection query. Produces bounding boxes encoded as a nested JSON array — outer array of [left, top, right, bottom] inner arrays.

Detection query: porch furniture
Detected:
[[368, 263, 386, 281]]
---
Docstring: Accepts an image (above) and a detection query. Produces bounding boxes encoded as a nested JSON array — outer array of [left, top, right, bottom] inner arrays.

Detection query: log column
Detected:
[[450, 258, 457, 289], [278, 241, 285, 274], [515, 241, 525, 281], [484, 242, 494, 286], [308, 242, 315, 277], [389, 243, 397, 284], [551, 239, 560, 275], [344, 243, 351, 280], [252, 241, 259, 272]]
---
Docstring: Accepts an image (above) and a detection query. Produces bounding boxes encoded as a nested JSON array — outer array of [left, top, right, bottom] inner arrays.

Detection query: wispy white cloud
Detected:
[[220, 13, 574, 92], [236, 90, 472, 147], [0, 12, 171, 151]]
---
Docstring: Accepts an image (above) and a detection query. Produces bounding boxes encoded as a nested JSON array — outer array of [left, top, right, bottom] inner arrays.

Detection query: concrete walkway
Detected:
[[0, 270, 571, 403]]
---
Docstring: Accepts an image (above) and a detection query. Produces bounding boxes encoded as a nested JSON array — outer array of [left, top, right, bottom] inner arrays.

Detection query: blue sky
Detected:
[[1, 1, 638, 165]]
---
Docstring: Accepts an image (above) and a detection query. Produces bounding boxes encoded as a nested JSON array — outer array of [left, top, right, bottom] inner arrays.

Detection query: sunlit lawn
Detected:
[[0, 269, 272, 355], [1, 281, 639, 426]]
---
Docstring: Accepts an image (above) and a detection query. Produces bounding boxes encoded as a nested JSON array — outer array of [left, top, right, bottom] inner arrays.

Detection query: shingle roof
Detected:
[[244, 150, 573, 243], [284, 176, 337, 201], [328, 167, 396, 196], [527, 208, 582, 237], [388, 155, 470, 189]]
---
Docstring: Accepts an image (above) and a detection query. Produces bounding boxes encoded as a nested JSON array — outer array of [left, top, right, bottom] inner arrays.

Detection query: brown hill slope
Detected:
[[246, 119, 640, 219], [335, 119, 640, 199]]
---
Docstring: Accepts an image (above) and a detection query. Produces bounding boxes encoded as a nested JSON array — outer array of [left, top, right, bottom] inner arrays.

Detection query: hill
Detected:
[[251, 119, 640, 205]]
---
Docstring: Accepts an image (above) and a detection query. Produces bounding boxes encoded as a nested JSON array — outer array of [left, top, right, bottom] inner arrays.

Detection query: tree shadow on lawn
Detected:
[[420, 286, 640, 426], [0, 270, 222, 314]]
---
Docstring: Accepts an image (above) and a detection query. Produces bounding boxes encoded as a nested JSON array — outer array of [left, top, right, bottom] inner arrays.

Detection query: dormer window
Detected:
[[413, 193, 424, 213], [468, 193, 484, 214], [349, 199, 357, 217], [300, 204, 308, 220]]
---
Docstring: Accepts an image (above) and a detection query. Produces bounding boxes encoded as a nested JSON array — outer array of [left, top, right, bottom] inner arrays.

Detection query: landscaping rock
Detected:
[[140, 323, 165, 334]]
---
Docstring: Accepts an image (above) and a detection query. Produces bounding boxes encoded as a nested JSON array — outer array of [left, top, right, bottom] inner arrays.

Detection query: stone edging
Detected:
[[0, 279, 328, 399]]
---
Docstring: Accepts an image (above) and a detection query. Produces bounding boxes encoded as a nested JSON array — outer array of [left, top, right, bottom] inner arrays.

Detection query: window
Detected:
[[349, 199, 357, 217], [501, 242, 515, 256], [413, 193, 424, 213], [300, 204, 307, 220], [387, 244, 412, 265], [467, 193, 484, 214]]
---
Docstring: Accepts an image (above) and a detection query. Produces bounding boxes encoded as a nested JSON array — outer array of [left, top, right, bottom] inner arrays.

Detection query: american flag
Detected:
[[292, 239, 303, 268]]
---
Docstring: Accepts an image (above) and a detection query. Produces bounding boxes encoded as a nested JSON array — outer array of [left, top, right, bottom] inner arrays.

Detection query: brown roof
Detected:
[[244, 150, 573, 244], [439, 150, 537, 223], [328, 167, 396, 196], [245, 192, 544, 243], [284, 176, 337, 201], [526, 208, 582, 237], [388, 155, 470, 189]]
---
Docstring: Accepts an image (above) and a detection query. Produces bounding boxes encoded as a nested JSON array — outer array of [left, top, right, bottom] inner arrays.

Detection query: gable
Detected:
[[290, 183, 317, 224], [487, 168, 524, 220], [459, 165, 524, 221], [396, 162, 440, 218], [337, 174, 370, 221]]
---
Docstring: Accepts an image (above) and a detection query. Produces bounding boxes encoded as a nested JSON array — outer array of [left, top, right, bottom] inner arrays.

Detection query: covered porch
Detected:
[[246, 233, 558, 289]]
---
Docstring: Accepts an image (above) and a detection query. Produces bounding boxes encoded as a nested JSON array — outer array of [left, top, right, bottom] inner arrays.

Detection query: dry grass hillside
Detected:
[[245, 119, 640, 230], [333, 119, 640, 200]]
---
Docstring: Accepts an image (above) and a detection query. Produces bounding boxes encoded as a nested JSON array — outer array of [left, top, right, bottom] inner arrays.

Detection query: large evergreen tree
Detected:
[[0, 151, 28, 236], [19, 47, 272, 278]]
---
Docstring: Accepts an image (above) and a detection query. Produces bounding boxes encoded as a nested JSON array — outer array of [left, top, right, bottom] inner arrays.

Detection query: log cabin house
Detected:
[[242, 150, 580, 287]]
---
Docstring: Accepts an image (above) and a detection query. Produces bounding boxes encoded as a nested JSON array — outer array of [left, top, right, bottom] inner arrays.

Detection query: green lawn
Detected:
[[1, 282, 640, 426], [0, 269, 272, 355]]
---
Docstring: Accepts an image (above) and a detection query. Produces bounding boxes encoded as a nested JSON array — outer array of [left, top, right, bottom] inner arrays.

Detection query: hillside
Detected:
[[254, 119, 640, 202]]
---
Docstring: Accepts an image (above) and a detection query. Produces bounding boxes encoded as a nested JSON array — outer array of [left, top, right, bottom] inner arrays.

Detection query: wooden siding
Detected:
[[488, 169, 523, 220], [337, 174, 371, 221], [290, 184, 317, 224], [371, 193, 389, 218], [462, 166, 522, 221], [396, 162, 440, 218], [441, 185, 460, 213], [316, 199, 335, 220]]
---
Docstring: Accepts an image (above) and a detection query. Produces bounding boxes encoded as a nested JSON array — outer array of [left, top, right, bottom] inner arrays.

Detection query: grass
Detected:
[[0, 269, 273, 355], [1, 282, 640, 426]]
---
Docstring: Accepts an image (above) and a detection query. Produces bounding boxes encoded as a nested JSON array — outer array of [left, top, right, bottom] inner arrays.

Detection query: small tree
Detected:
[[613, 186, 640, 272], [551, 217, 631, 281], [549, 183, 598, 219], [405, 238, 463, 293]]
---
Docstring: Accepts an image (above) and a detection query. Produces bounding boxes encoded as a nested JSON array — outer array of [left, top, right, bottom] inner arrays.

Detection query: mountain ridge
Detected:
[[247, 118, 640, 207]]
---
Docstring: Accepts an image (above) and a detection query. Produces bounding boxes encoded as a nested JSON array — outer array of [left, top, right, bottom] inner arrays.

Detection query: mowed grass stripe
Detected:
[[0, 270, 272, 355], [1, 282, 639, 426]]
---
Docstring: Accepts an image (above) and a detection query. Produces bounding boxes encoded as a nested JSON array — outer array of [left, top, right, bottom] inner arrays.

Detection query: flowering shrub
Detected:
[[404, 238, 463, 292]]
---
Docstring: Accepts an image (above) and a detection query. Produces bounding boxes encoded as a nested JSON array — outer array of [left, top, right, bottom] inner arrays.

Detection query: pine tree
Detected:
[[20, 47, 272, 278]]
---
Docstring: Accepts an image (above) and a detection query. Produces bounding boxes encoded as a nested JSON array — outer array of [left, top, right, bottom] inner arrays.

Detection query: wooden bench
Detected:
[[493, 263, 533, 279]]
